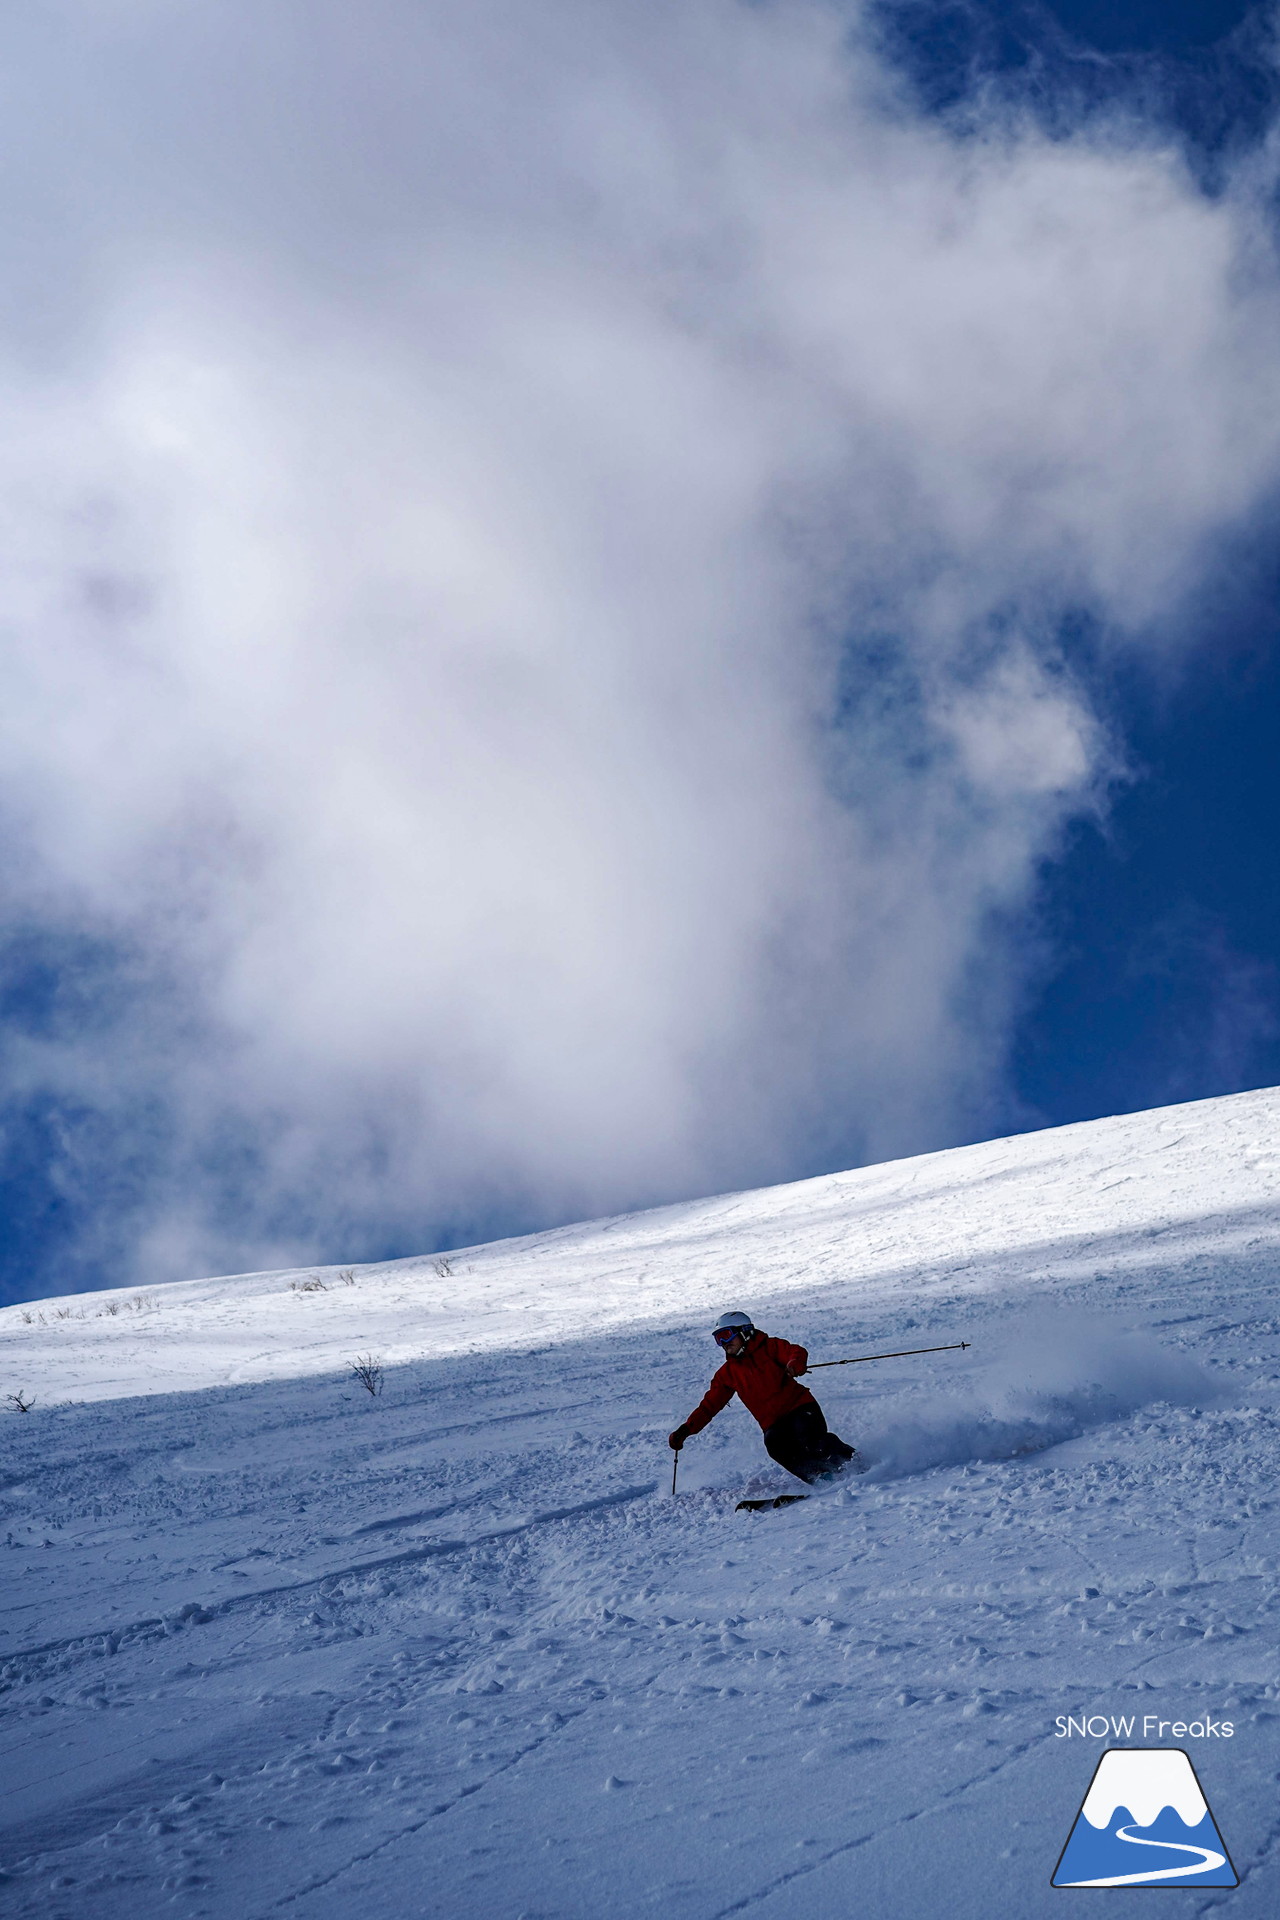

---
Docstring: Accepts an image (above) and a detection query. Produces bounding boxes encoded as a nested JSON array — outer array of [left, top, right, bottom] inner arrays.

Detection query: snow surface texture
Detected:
[[2, 1084, 1279, 1915]]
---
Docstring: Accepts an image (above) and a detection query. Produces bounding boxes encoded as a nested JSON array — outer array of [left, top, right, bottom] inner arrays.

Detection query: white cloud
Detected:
[[0, 0, 1276, 1290]]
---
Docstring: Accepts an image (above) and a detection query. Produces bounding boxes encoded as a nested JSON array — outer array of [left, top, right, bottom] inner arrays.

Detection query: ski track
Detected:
[[708, 1727, 1058, 1918], [2, 1090, 1280, 1914], [265, 1710, 593, 1914]]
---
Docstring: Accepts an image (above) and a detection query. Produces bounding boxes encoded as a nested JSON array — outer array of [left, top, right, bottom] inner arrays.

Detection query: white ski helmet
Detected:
[[712, 1311, 754, 1342]]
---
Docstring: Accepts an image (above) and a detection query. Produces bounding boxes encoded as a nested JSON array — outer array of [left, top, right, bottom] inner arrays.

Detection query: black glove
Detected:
[[668, 1425, 690, 1451]]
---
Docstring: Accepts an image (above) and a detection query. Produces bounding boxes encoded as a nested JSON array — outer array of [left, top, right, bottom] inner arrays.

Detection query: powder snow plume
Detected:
[[860, 1318, 1219, 1479]]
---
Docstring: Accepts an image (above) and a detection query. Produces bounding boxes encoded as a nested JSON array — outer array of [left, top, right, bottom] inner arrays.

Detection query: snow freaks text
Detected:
[[1055, 1715, 1234, 1739]]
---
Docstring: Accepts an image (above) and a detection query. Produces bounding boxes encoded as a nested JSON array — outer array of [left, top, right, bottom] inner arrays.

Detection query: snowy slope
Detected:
[[4, 1082, 1279, 1406], [3, 1086, 1280, 1916]]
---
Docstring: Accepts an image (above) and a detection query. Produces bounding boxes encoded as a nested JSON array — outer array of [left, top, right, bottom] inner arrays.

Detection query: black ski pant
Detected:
[[762, 1401, 855, 1484]]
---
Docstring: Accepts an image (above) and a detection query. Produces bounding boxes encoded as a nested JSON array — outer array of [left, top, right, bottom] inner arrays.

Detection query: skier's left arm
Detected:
[[767, 1336, 808, 1377]]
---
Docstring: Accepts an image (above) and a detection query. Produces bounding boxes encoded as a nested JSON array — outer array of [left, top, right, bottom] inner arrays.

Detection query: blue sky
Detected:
[[884, 0, 1280, 1126], [1016, 588, 1280, 1122], [0, 0, 1278, 1304]]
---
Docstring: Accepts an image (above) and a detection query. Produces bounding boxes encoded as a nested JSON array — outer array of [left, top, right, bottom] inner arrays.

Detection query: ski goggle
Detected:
[[713, 1325, 751, 1347]]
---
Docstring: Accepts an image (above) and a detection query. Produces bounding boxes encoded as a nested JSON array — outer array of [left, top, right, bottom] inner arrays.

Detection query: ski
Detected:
[[735, 1493, 809, 1512]]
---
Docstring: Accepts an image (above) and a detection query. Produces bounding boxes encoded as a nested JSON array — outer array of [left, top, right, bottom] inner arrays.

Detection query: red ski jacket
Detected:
[[684, 1331, 814, 1435]]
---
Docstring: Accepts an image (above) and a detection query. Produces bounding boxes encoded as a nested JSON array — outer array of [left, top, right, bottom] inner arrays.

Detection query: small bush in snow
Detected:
[[290, 1276, 327, 1293], [6, 1390, 34, 1413], [351, 1354, 384, 1396], [433, 1257, 453, 1278], [338, 1269, 356, 1287]]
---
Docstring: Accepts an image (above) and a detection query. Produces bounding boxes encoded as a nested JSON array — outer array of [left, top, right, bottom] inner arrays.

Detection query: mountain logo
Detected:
[[1052, 1748, 1237, 1888]]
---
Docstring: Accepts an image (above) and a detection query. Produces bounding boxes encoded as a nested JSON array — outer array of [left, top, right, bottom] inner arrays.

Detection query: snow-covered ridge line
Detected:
[[4, 1084, 1279, 1405]]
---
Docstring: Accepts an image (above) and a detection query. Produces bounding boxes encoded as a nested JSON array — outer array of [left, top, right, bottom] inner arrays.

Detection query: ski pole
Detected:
[[806, 1340, 970, 1369], [672, 1449, 679, 1497]]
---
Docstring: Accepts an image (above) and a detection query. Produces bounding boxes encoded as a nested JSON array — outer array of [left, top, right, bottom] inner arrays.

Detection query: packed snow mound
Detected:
[[4, 1083, 1280, 1403]]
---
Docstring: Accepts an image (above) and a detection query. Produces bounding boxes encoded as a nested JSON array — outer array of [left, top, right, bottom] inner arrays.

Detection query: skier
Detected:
[[668, 1311, 858, 1483]]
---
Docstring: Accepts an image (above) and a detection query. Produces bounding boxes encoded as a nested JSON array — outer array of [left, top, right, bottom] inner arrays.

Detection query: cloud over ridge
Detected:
[[0, 0, 1278, 1294]]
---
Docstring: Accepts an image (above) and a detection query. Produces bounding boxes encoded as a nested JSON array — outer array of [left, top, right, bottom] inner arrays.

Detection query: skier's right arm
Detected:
[[680, 1366, 735, 1439]]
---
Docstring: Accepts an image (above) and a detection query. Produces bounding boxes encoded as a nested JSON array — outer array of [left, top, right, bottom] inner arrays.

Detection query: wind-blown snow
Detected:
[[2, 1086, 1279, 1915]]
